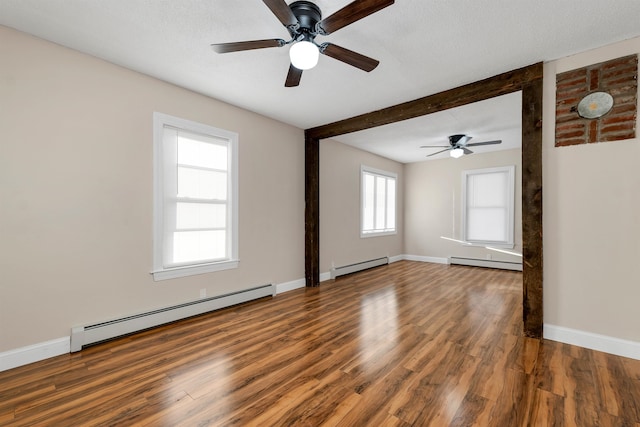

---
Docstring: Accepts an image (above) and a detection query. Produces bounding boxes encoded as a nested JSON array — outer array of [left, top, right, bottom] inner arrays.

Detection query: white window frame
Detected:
[[461, 165, 515, 248], [152, 112, 239, 281], [360, 165, 397, 238]]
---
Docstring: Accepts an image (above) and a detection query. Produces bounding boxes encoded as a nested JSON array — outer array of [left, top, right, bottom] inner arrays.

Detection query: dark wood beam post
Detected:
[[305, 131, 320, 287], [521, 78, 544, 338]]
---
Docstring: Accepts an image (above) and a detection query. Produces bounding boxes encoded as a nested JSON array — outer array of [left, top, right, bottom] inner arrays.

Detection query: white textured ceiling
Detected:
[[2, 1, 640, 163], [338, 91, 522, 163]]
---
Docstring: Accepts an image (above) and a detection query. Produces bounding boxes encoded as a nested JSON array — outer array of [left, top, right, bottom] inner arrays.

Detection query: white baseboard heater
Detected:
[[330, 257, 388, 279], [70, 284, 274, 352], [449, 256, 522, 271]]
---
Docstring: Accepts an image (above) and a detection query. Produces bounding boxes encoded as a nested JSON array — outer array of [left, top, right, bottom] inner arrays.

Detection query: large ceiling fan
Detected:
[[211, 0, 394, 87], [421, 134, 502, 158]]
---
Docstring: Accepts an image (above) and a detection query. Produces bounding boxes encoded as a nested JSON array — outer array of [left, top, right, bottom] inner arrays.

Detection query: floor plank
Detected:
[[1, 261, 639, 426]]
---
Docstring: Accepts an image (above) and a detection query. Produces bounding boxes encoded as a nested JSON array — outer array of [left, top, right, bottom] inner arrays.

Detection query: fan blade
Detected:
[[427, 148, 451, 157], [285, 64, 303, 87], [212, 39, 285, 53], [465, 140, 502, 147], [317, 0, 394, 35], [263, 0, 299, 28], [462, 147, 473, 155], [321, 43, 379, 72], [420, 145, 450, 148]]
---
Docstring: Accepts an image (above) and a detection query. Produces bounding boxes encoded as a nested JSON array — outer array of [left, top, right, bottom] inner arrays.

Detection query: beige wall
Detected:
[[404, 149, 522, 263], [320, 139, 404, 273], [543, 37, 640, 342], [0, 26, 305, 352]]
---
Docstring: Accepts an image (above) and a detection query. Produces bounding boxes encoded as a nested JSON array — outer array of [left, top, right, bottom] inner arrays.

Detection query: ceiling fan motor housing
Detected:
[[290, 1, 322, 34], [449, 134, 467, 146]]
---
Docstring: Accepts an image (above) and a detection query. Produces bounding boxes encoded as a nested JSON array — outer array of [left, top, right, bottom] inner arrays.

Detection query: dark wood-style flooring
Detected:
[[1, 261, 639, 426]]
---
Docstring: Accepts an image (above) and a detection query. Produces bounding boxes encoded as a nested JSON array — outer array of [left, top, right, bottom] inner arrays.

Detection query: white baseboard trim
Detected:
[[276, 273, 331, 293], [0, 337, 70, 372], [275, 278, 305, 294], [544, 324, 640, 361], [388, 255, 404, 263], [401, 254, 450, 264]]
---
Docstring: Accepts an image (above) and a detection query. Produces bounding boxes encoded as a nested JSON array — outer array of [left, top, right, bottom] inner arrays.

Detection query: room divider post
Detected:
[[304, 132, 320, 287]]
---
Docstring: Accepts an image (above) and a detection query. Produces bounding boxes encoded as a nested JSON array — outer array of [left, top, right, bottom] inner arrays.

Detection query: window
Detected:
[[361, 166, 397, 237], [153, 112, 238, 280], [462, 165, 515, 248]]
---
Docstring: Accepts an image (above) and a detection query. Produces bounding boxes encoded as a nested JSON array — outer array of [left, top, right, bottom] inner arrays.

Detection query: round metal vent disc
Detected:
[[577, 91, 614, 119]]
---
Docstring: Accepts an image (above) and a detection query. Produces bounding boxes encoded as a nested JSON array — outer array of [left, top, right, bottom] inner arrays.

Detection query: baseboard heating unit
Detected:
[[71, 284, 274, 352], [449, 256, 522, 271], [330, 257, 388, 279]]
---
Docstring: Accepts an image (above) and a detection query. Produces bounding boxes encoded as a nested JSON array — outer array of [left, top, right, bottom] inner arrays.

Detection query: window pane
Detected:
[[176, 203, 226, 230], [178, 167, 227, 200], [468, 172, 507, 207], [173, 230, 226, 263], [154, 113, 239, 278], [467, 208, 507, 241], [464, 167, 513, 244], [361, 168, 397, 235], [386, 179, 396, 230], [363, 174, 375, 231], [375, 176, 386, 230], [178, 132, 228, 170]]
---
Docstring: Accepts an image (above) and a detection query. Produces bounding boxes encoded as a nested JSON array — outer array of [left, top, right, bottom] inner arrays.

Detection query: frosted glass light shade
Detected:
[[289, 41, 319, 70], [450, 148, 464, 158]]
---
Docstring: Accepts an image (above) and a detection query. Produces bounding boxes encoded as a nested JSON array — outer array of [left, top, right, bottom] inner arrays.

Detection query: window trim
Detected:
[[461, 165, 515, 248], [360, 165, 397, 238], [152, 112, 239, 281]]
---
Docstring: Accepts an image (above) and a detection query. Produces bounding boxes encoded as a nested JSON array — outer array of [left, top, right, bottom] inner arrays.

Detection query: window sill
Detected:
[[152, 259, 239, 281], [360, 230, 397, 239], [465, 241, 515, 249]]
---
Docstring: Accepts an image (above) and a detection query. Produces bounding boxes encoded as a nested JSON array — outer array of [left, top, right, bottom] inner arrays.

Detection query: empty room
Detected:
[[1, 1, 640, 425]]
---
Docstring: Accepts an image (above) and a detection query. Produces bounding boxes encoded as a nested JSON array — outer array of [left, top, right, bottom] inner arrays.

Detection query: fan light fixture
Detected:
[[289, 40, 319, 70], [450, 148, 464, 158]]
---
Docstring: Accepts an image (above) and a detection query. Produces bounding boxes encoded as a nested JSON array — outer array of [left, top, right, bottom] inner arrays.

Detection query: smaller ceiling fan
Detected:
[[211, 0, 394, 87], [421, 134, 502, 158]]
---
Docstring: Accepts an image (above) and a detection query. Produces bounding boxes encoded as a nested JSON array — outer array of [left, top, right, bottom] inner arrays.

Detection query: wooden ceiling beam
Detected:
[[306, 63, 543, 140]]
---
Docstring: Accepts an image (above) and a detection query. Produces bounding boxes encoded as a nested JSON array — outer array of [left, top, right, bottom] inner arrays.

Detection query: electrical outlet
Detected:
[[200, 288, 207, 299]]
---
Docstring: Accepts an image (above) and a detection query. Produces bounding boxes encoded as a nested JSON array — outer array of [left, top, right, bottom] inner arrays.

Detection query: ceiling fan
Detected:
[[421, 134, 502, 158], [211, 0, 394, 87]]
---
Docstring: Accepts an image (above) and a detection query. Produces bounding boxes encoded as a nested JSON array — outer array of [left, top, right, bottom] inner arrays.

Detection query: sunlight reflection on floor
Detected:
[[358, 286, 399, 367]]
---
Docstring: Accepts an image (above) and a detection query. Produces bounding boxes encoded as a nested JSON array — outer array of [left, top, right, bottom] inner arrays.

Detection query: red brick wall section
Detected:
[[555, 54, 637, 147]]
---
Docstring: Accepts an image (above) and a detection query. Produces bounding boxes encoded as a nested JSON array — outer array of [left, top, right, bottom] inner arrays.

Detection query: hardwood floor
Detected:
[[1, 261, 639, 426]]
